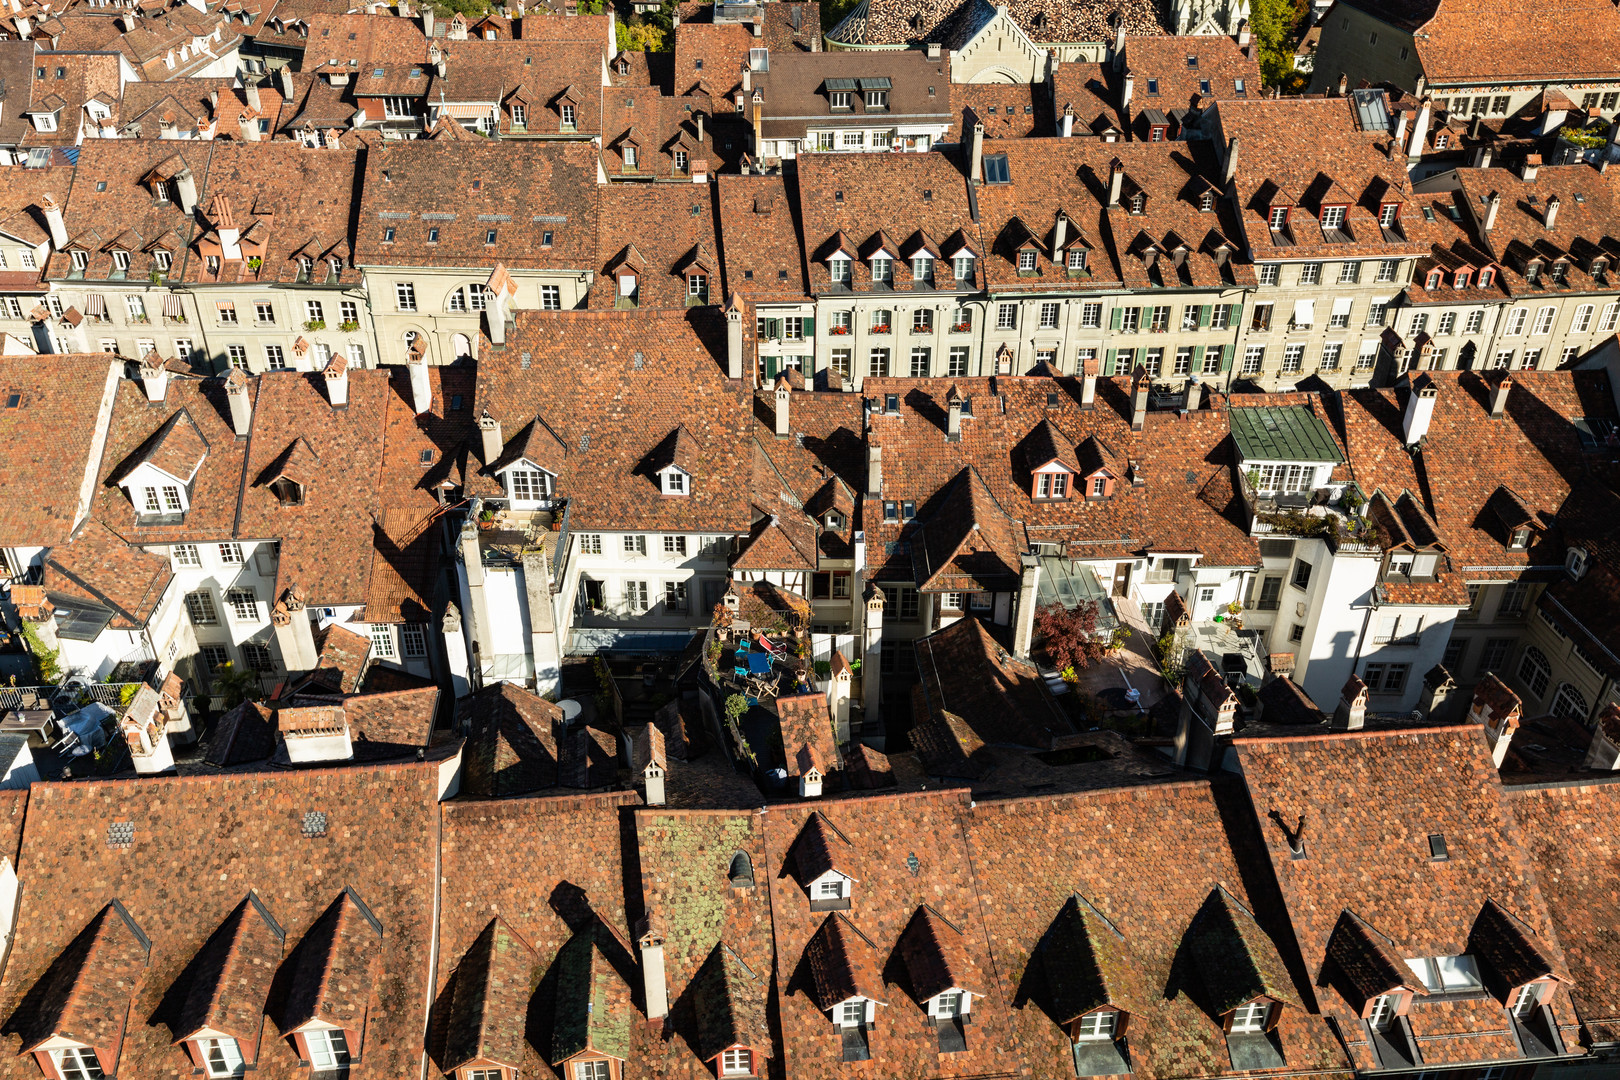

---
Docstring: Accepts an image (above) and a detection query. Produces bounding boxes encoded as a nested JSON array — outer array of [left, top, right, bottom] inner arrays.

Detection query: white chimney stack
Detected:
[[637, 917, 670, 1021], [773, 373, 791, 438], [408, 349, 432, 414], [1544, 193, 1560, 230], [225, 368, 252, 437], [139, 356, 170, 403], [175, 168, 198, 215], [1402, 377, 1438, 445], [866, 445, 882, 496], [41, 194, 67, 250], [323, 351, 349, 407], [479, 411, 503, 463]]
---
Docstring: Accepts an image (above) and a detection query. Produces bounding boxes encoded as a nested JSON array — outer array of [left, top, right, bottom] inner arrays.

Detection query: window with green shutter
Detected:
[[803, 316, 815, 337], [1104, 348, 1117, 375], [1109, 307, 1123, 330], [764, 356, 778, 379], [1198, 304, 1212, 327], [765, 318, 781, 340], [1219, 344, 1234, 372]]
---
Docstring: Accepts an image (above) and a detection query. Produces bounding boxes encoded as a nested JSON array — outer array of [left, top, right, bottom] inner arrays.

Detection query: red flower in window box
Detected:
[[871, 324, 891, 334], [829, 325, 850, 335]]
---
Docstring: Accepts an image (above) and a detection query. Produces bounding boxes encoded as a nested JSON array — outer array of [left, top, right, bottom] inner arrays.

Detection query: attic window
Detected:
[[4, 394, 18, 409], [1510, 526, 1531, 549], [107, 821, 134, 848], [95, 181, 107, 192], [728, 850, 755, 887], [983, 154, 1010, 184], [271, 478, 304, 506], [1405, 955, 1483, 993], [419, 449, 434, 466], [1428, 833, 1448, 859], [302, 810, 328, 837], [1186, 54, 1198, 67]]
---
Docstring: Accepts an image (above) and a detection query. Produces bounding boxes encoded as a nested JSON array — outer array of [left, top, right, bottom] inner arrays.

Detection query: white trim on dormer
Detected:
[[807, 868, 854, 899], [657, 463, 690, 496]]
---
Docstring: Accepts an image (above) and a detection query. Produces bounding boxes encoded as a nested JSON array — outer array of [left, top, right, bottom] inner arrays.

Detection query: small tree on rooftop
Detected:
[[1034, 601, 1106, 674]]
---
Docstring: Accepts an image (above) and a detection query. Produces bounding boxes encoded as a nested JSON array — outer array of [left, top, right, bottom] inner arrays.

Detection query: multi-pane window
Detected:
[[664, 581, 688, 612], [952, 255, 973, 281], [1465, 309, 1484, 333], [997, 303, 1017, 330], [1601, 302, 1620, 331], [305, 300, 324, 324], [1409, 312, 1429, 335], [172, 543, 201, 567], [1376, 259, 1399, 283], [1320, 206, 1346, 230], [1366, 301, 1388, 327], [1259, 264, 1280, 286], [624, 534, 648, 556], [1174, 347, 1193, 375], [663, 534, 687, 557], [1505, 307, 1527, 335], [1203, 346, 1223, 374], [909, 347, 930, 377], [1320, 342, 1343, 370], [720, 1048, 752, 1076], [1017, 250, 1037, 272], [1210, 305, 1231, 330], [1493, 349, 1514, 370], [541, 285, 561, 310], [870, 257, 892, 283], [1282, 344, 1305, 373], [264, 344, 286, 370], [51, 1048, 104, 1080], [1339, 261, 1361, 284], [226, 588, 258, 622], [1250, 304, 1271, 331], [1077, 1011, 1117, 1041], [1437, 311, 1456, 335], [305, 1030, 349, 1072], [1299, 262, 1322, 285], [396, 282, 417, 311], [579, 533, 602, 555], [574, 1063, 611, 1080], [509, 468, 548, 502], [219, 543, 244, 565], [828, 259, 851, 284], [626, 581, 650, 612], [1573, 303, 1595, 333], [340, 300, 358, 324], [1363, 662, 1410, 694], [1531, 306, 1556, 335], [831, 348, 853, 378], [1231, 1001, 1271, 1034], [1242, 346, 1265, 374], [948, 346, 969, 377], [912, 256, 933, 281], [401, 624, 428, 657], [241, 643, 274, 673], [1144, 348, 1163, 376], [200, 1037, 244, 1078], [1080, 302, 1102, 328], [1039, 302, 1060, 329], [868, 348, 889, 377], [185, 590, 219, 626]]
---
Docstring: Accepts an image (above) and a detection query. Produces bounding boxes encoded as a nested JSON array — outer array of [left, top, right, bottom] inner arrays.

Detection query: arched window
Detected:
[[452, 333, 472, 359], [1518, 645, 1551, 699], [1550, 683, 1589, 722], [728, 850, 754, 888]]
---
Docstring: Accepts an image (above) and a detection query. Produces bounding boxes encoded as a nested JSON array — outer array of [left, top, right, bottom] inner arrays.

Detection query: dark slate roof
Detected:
[[1229, 404, 1344, 463]]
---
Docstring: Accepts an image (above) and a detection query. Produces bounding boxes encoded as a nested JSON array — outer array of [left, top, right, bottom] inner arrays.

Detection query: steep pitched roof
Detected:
[[897, 905, 984, 1003], [282, 887, 383, 1031], [442, 917, 538, 1072], [692, 942, 771, 1060], [6, 900, 150, 1053], [911, 466, 1025, 592], [173, 893, 286, 1046], [1039, 893, 1152, 1023], [550, 924, 636, 1063], [1186, 885, 1300, 1014], [458, 683, 563, 797], [803, 912, 885, 1009]]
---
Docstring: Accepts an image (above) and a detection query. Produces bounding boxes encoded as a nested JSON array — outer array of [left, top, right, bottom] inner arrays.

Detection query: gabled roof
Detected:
[[897, 905, 984, 1003], [550, 924, 636, 1063], [1324, 908, 1423, 1003], [911, 466, 1025, 593], [282, 887, 383, 1031], [776, 693, 839, 779], [1469, 898, 1569, 995], [8, 900, 151, 1053], [692, 942, 770, 1060], [113, 406, 210, 486], [646, 424, 699, 475], [914, 615, 1070, 752], [494, 413, 567, 476], [1040, 893, 1151, 1023], [789, 811, 852, 885], [803, 913, 885, 1010], [44, 519, 173, 631], [174, 893, 286, 1047], [1024, 419, 1080, 473], [442, 917, 538, 1072], [1186, 885, 1300, 1015]]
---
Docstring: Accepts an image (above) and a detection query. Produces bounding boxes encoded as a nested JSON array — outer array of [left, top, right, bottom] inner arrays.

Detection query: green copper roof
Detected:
[[1229, 405, 1342, 464]]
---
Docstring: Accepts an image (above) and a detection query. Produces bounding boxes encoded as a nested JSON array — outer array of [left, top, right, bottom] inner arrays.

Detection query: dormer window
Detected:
[[112, 250, 130, 274], [1550, 260, 1569, 284], [865, 89, 887, 109], [1017, 249, 1037, 272], [71, 250, 88, 272], [1453, 269, 1470, 288], [1067, 249, 1087, 271], [1268, 205, 1289, 230], [817, 876, 844, 900], [50, 1048, 105, 1080], [838, 999, 869, 1027], [870, 256, 892, 283], [154, 250, 172, 272], [1405, 955, 1483, 993], [1526, 261, 1542, 285], [271, 477, 304, 506], [1426, 270, 1441, 289], [719, 1048, 754, 1076], [1076, 1009, 1117, 1040], [1128, 192, 1145, 214], [1230, 1000, 1272, 1033], [826, 510, 844, 530], [1510, 526, 1531, 549], [1090, 476, 1108, 497], [1199, 190, 1215, 212], [911, 255, 932, 281], [828, 254, 851, 283], [687, 272, 708, 301], [1379, 203, 1399, 228], [1149, 123, 1167, 142], [662, 467, 689, 496], [1478, 267, 1495, 288], [952, 253, 974, 280], [302, 1029, 350, 1073], [198, 1037, 245, 1078], [1036, 472, 1068, 498], [1321, 205, 1347, 230]]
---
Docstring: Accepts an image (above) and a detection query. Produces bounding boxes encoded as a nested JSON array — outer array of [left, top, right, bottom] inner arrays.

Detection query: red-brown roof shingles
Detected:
[[761, 791, 1017, 1078], [46, 140, 209, 284], [962, 779, 1352, 1080], [0, 761, 441, 1079], [591, 183, 720, 310], [473, 309, 752, 535], [1235, 727, 1582, 1071], [0, 354, 122, 548]]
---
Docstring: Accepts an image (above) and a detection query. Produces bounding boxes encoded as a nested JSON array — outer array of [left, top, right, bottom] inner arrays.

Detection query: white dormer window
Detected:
[[1321, 205, 1347, 230], [198, 1037, 244, 1078], [70, 250, 88, 271], [815, 877, 844, 900], [1510, 526, 1531, 550], [1067, 249, 1087, 270], [828, 254, 851, 283], [1404, 954, 1484, 993], [1036, 472, 1068, 498], [931, 991, 965, 1018], [112, 250, 129, 272], [303, 1029, 349, 1072], [826, 510, 844, 530], [911, 255, 932, 280], [870, 256, 891, 283], [1230, 1001, 1271, 1033], [1567, 546, 1587, 578], [720, 1048, 752, 1076], [1076, 1010, 1117, 1040], [952, 254, 973, 280], [50, 1047, 103, 1080], [34, 112, 56, 132], [661, 467, 688, 496], [837, 999, 868, 1027], [154, 250, 171, 271], [507, 467, 551, 503]]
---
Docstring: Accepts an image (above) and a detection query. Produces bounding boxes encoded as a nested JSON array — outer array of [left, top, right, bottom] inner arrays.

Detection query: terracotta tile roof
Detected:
[[47, 140, 209, 283], [756, 49, 952, 145], [915, 615, 1071, 751], [282, 885, 382, 1032], [776, 692, 838, 778], [4, 898, 150, 1055], [173, 892, 285, 1049], [204, 700, 278, 767], [1118, 34, 1261, 119], [0, 354, 121, 548], [1336, 371, 1620, 573], [1453, 165, 1620, 294], [43, 519, 173, 631], [797, 150, 979, 295], [763, 792, 1016, 1078], [436, 789, 641, 1078], [1213, 96, 1437, 261], [458, 682, 564, 796], [311, 622, 372, 693], [1324, 908, 1421, 1003], [954, 82, 1052, 139], [354, 140, 599, 270], [597, 84, 708, 180], [20, 51, 120, 147], [912, 466, 1025, 591], [438, 38, 607, 136], [0, 762, 441, 1078], [1039, 892, 1154, 1023], [962, 778, 1352, 1080], [338, 684, 438, 748], [473, 310, 751, 534], [592, 182, 720, 309], [1507, 779, 1620, 1045], [1049, 61, 1124, 137], [716, 173, 809, 299], [671, 21, 753, 98], [691, 941, 772, 1061], [441, 916, 538, 1073], [551, 921, 637, 1064], [0, 42, 37, 147], [1382, 0, 1620, 83], [1186, 884, 1300, 1012], [1234, 727, 1578, 1070], [301, 12, 428, 96], [897, 903, 984, 1003]]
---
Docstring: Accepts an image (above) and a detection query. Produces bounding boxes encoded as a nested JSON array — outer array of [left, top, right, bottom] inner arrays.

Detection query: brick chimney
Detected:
[[120, 684, 174, 775], [1520, 153, 1541, 181], [1471, 672, 1523, 767], [1331, 674, 1368, 730]]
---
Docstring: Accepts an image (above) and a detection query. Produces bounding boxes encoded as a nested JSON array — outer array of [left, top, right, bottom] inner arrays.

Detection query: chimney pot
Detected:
[[970, 121, 985, 182], [225, 370, 252, 437], [1402, 378, 1438, 445], [479, 411, 502, 462], [323, 354, 349, 407], [1490, 375, 1512, 417]]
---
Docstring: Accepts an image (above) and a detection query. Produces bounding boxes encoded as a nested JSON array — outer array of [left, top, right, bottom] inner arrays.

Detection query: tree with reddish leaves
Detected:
[[1033, 601, 1106, 674]]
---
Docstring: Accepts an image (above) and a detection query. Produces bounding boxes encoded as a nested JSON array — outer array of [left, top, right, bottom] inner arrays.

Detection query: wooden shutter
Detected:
[[1103, 348, 1117, 376], [1198, 305, 1212, 328], [1219, 344, 1234, 372], [1109, 306, 1123, 330]]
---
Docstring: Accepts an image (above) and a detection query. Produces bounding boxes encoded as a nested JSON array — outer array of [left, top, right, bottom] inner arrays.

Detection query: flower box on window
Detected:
[[911, 324, 932, 334], [303, 319, 326, 331], [950, 322, 971, 333], [870, 324, 891, 334], [829, 325, 850, 335], [339, 319, 360, 332]]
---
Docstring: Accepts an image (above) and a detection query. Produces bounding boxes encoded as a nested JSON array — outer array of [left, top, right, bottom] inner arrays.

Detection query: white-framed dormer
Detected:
[[657, 463, 690, 497], [35, 1038, 106, 1080], [121, 462, 193, 519], [832, 995, 875, 1028], [288, 1020, 351, 1075], [494, 458, 557, 509], [806, 868, 854, 909], [925, 985, 975, 1021]]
